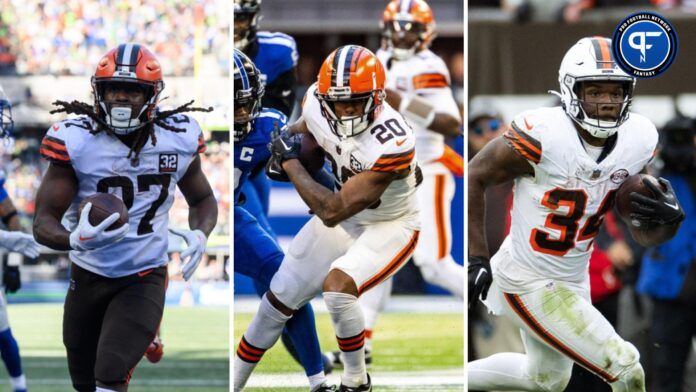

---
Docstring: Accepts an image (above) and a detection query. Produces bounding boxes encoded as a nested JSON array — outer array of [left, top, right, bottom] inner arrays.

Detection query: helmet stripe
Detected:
[[342, 46, 357, 87], [233, 53, 250, 90], [128, 44, 141, 67], [398, 0, 412, 15], [591, 38, 613, 69], [331, 47, 343, 87], [335, 46, 351, 87]]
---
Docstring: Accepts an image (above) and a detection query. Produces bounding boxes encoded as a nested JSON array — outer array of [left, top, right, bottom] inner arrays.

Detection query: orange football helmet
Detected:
[[315, 45, 386, 138], [91, 43, 165, 134], [382, 0, 435, 60]]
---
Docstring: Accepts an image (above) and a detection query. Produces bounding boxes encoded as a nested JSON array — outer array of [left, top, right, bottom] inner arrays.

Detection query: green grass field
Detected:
[[234, 311, 464, 391], [2, 304, 228, 392]]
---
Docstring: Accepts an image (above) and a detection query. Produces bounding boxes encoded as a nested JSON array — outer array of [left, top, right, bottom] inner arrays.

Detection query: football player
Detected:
[[235, 45, 421, 392], [32, 44, 218, 392], [0, 86, 41, 392], [233, 49, 332, 392], [468, 37, 685, 392], [234, 0, 298, 226], [330, 0, 463, 368]]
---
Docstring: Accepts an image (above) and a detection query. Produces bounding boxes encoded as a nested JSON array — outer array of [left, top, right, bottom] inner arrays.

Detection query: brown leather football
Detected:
[[615, 174, 665, 223], [78, 193, 129, 231], [299, 132, 326, 174]]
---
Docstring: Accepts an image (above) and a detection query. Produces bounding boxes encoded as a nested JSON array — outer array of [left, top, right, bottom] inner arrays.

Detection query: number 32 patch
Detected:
[[159, 153, 178, 173]]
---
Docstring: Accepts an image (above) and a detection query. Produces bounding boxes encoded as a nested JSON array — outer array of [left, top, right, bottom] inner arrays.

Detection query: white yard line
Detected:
[[246, 369, 464, 389], [234, 295, 464, 314], [27, 378, 228, 386]]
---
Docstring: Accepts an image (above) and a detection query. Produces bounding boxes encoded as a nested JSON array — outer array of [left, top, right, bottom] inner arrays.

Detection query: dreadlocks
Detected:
[[50, 99, 213, 161]]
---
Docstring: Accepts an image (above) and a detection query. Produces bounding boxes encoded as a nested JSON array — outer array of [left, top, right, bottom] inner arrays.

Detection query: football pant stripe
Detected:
[[358, 230, 419, 295], [504, 293, 618, 383], [435, 174, 447, 259], [436, 144, 464, 177]]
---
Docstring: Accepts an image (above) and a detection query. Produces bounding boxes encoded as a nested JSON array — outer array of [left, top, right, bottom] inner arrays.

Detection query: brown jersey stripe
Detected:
[[371, 162, 411, 172], [43, 135, 67, 147], [379, 147, 415, 159], [504, 293, 618, 383], [40, 142, 69, 156], [376, 151, 415, 165], [374, 156, 413, 168], [510, 122, 542, 154], [504, 135, 540, 164]]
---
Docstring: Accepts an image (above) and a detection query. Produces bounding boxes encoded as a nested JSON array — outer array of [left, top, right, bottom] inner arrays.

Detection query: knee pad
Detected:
[[529, 362, 572, 392], [95, 352, 130, 387], [269, 265, 316, 311]]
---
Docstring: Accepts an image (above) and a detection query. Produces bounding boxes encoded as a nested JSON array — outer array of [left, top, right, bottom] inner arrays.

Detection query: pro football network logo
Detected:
[[612, 12, 678, 78]]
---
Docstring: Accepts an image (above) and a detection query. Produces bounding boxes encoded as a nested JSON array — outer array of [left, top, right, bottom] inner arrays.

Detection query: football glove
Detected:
[[629, 177, 685, 226], [0, 230, 40, 258], [268, 128, 301, 162], [69, 202, 129, 251], [3, 263, 20, 293], [265, 155, 291, 182], [468, 255, 493, 308], [169, 228, 207, 281]]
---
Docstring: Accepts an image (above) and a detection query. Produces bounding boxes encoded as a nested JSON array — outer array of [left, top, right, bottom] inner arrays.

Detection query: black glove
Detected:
[[468, 255, 492, 308], [3, 264, 21, 294], [268, 128, 301, 162], [629, 177, 685, 227], [265, 155, 290, 182]]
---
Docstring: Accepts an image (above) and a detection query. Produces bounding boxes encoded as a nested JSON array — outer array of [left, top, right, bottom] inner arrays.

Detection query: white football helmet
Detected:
[[552, 37, 635, 139]]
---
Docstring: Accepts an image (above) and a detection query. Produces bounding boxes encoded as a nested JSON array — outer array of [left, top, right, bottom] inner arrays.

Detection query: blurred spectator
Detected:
[[637, 115, 696, 392], [468, 98, 505, 160], [0, 0, 228, 76]]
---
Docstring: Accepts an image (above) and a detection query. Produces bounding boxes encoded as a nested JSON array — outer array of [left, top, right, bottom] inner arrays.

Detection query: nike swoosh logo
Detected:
[[396, 139, 406, 146], [665, 201, 679, 210], [475, 269, 488, 285], [79, 236, 94, 241], [524, 117, 533, 131]]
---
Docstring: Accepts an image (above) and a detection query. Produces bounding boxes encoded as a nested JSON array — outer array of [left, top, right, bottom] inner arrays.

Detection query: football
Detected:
[[615, 174, 664, 223], [78, 193, 129, 231], [299, 132, 326, 174]]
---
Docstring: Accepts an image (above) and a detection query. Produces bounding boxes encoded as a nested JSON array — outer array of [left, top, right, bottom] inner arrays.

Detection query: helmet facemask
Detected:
[[383, 19, 427, 60], [233, 1, 260, 52], [234, 84, 263, 142], [316, 88, 382, 139], [92, 79, 162, 135], [561, 76, 634, 139]]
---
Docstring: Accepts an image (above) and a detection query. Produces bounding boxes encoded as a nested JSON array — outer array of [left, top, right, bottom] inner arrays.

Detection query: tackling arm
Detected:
[[282, 159, 398, 227], [33, 163, 78, 250], [177, 155, 218, 237]]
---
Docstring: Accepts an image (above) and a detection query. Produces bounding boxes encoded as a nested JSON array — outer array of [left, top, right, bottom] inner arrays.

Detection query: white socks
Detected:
[[324, 291, 367, 388]]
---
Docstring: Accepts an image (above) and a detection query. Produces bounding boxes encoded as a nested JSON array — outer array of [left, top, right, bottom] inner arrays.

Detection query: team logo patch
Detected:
[[350, 154, 363, 173], [159, 153, 178, 173], [611, 169, 629, 184], [612, 12, 678, 78]]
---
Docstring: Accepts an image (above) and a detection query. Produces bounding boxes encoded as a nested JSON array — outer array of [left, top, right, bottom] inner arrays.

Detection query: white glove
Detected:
[[0, 230, 41, 258], [69, 202, 129, 251], [169, 228, 207, 281]]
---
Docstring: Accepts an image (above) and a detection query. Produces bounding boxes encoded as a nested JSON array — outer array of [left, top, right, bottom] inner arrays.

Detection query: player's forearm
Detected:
[[187, 194, 218, 237], [33, 215, 71, 250], [283, 159, 352, 227], [429, 113, 462, 137], [468, 172, 490, 258], [630, 223, 680, 247]]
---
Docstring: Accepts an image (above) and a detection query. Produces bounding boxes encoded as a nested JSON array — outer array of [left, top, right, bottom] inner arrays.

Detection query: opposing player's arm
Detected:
[[385, 88, 461, 137], [177, 155, 218, 237], [0, 197, 20, 231], [33, 163, 78, 250], [282, 159, 398, 227], [468, 136, 534, 258]]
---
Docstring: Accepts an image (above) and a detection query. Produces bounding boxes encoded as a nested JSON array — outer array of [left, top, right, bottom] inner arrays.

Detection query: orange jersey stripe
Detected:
[[503, 129, 541, 164], [413, 73, 449, 89], [375, 151, 415, 165], [436, 144, 464, 177], [41, 139, 68, 152], [435, 175, 447, 259], [372, 162, 411, 172], [504, 293, 618, 383], [358, 231, 420, 295], [509, 125, 541, 156], [40, 148, 70, 162]]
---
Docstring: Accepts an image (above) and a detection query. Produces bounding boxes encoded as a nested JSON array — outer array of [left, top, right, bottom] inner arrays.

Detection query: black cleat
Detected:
[[339, 374, 371, 392], [327, 348, 372, 370], [312, 383, 338, 392]]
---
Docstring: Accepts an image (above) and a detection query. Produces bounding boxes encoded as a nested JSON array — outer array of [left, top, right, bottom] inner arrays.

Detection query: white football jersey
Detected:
[[302, 83, 420, 227], [40, 114, 206, 277], [376, 48, 461, 163], [494, 107, 657, 292]]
